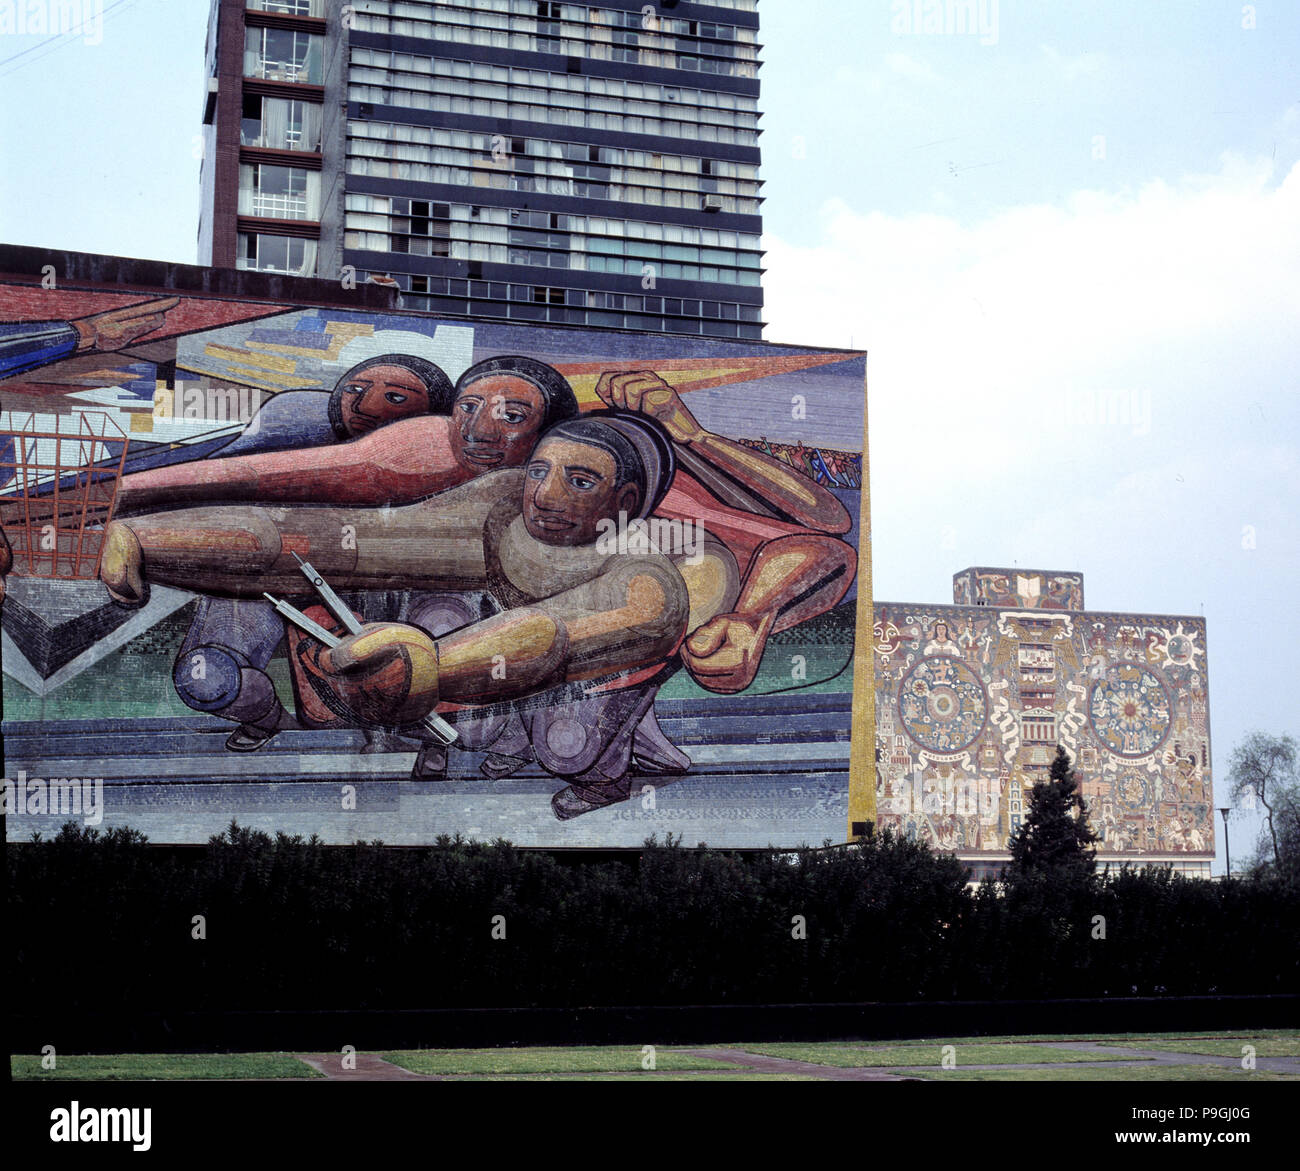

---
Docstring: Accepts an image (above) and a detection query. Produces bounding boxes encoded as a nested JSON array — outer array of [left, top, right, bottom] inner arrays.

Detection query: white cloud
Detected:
[[761, 151, 1300, 627], [763, 153, 1300, 410]]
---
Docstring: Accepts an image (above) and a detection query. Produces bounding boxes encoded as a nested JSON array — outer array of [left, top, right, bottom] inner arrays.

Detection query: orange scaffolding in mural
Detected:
[[0, 411, 128, 580]]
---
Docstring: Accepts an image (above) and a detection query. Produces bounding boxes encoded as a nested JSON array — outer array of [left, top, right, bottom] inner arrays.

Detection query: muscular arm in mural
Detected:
[[682, 531, 855, 694], [594, 370, 852, 535], [114, 414, 466, 513], [100, 419, 690, 728], [597, 371, 857, 693], [102, 468, 520, 601], [0, 298, 179, 381], [307, 552, 687, 726]]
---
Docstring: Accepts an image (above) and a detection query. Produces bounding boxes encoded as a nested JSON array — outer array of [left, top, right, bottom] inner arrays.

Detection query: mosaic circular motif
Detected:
[[898, 655, 988, 753], [1089, 664, 1172, 759], [1117, 770, 1148, 810]]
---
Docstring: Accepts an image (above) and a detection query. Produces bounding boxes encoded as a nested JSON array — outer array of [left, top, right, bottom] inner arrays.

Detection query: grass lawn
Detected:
[[726, 1042, 1131, 1067], [10, 1053, 321, 1081], [383, 1046, 739, 1076], [1095, 1037, 1300, 1058], [907, 1064, 1298, 1082], [439, 1072, 819, 1081], [12, 1032, 1298, 1081]]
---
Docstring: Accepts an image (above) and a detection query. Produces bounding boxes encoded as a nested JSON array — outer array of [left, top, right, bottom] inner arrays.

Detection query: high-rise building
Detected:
[[199, 0, 764, 339]]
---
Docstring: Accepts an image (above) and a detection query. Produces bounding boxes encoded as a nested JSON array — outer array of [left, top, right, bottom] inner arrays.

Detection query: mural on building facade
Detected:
[[952, 566, 1085, 611], [0, 281, 869, 846], [874, 579, 1212, 860]]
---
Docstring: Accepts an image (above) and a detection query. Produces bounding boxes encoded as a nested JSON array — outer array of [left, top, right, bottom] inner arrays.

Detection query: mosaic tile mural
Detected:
[[874, 576, 1212, 861], [0, 282, 870, 846]]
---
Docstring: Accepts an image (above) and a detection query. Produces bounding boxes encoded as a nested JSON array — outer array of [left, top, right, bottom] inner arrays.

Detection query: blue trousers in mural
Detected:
[[173, 597, 291, 738]]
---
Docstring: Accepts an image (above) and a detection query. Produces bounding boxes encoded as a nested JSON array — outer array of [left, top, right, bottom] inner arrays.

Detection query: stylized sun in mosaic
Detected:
[[898, 655, 987, 753], [1089, 664, 1172, 758], [1159, 622, 1204, 669]]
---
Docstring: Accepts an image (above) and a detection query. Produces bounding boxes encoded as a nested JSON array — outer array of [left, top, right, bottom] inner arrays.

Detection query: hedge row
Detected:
[[6, 822, 1299, 1009]]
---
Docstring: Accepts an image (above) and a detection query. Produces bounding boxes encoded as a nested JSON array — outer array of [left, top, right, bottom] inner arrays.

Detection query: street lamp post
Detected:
[[1219, 807, 1231, 878]]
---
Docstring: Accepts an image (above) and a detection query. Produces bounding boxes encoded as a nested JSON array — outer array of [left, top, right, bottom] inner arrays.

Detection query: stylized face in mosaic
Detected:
[[522, 437, 641, 547], [449, 374, 548, 474], [337, 364, 433, 436]]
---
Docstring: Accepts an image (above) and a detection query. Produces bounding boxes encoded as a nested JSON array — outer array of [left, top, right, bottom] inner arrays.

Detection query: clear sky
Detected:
[[1, 0, 1297, 872]]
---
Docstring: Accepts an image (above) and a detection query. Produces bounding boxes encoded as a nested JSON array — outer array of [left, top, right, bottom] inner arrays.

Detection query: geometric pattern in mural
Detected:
[[1089, 663, 1172, 759], [875, 581, 1211, 860], [898, 654, 987, 754]]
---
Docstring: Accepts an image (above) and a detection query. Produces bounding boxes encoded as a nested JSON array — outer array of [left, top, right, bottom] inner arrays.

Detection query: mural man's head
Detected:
[[522, 412, 675, 547], [328, 354, 455, 439], [448, 356, 579, 474]]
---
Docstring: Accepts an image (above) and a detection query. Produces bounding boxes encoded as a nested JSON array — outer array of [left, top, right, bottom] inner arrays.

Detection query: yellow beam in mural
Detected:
[[847, 358, 875, 841], [202, 345, 298, 374]]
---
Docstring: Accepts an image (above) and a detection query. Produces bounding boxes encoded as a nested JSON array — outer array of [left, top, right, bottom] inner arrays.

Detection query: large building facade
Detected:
[[199, 0, 764, 339], [874, 568, 1213, 879]]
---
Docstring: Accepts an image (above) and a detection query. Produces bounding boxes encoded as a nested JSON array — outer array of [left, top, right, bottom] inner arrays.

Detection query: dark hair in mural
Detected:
[[456, 355, 580, 430], [540, 411, 676, 519], [327, 354, 456, 439]]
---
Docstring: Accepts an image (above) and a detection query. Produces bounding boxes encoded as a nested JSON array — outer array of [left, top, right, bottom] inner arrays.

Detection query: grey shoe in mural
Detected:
[[551, 776, 633, 820], [480, 751, 531, 780], [411, 743, 449, 780], [225, 723, 278, 752], [361, 729, 408, 754], [631, 706, 691, 774]]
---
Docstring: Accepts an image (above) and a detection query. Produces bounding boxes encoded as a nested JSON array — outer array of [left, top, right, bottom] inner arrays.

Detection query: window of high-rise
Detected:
[[199, 0, 764, 337]]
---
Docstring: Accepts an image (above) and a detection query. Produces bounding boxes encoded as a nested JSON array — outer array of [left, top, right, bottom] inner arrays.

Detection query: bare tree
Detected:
[[1227, 732, 1300, 872]]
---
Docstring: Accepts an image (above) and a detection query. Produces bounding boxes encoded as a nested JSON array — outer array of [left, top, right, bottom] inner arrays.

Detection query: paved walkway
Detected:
[[295, 1053, 440, 1081], [1051, 1040, 1300, 1075]]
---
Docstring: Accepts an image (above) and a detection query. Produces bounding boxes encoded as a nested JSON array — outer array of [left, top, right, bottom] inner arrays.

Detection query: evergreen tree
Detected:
[[1006, 745, 1098, 884]]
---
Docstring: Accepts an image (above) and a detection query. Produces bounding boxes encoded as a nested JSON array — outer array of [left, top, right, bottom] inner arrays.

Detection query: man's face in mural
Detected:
[[449, 375, 548, 473], [522, 437, 641, 547], [337, 364, 432, 436]]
